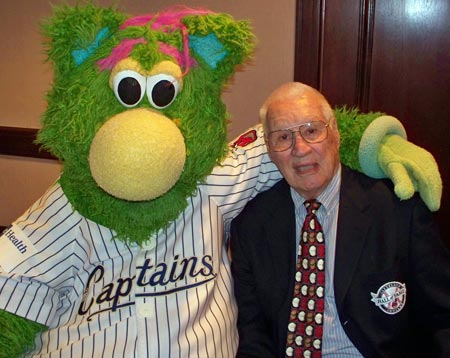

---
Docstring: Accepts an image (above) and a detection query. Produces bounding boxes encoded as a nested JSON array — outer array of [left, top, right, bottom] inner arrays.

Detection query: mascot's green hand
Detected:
[[378, 134, 442, 211], [359, 115, 442, 211], [0, 310, 47, 358]]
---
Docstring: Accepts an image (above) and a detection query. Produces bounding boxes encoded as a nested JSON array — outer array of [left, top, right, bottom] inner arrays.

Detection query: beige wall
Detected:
[[0, 0, 296, 226]]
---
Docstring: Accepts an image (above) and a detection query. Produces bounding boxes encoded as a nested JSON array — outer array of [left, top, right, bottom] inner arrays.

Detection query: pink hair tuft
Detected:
[[97, 38, 147, 71]]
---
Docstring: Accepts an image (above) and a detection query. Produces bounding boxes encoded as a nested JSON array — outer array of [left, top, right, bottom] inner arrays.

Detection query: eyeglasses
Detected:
[[266, 121, 329, 152]]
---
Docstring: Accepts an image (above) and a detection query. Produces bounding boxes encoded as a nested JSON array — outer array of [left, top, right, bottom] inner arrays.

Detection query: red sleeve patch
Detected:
[[231, 129, 257, 148]]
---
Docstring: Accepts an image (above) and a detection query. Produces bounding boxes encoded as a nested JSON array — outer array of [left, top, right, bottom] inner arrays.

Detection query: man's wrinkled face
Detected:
[[265, 95, 340, 199]]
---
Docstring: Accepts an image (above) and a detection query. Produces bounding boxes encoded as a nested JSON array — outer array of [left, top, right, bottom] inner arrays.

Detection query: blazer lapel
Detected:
[[261, 179, 300, 350], [334, 167, 372, 310], [265, 180, 297, 286]]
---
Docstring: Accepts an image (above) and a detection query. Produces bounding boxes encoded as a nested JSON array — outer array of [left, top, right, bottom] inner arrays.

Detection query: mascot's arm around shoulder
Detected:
[[336, 107, 442, 211]]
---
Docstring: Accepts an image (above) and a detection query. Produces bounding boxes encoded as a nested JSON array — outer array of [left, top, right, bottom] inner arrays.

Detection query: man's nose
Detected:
[[291, 131, 311, 154]]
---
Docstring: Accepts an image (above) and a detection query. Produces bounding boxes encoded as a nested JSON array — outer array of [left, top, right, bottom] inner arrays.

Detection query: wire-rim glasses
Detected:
[[266, 121, 329, 152]]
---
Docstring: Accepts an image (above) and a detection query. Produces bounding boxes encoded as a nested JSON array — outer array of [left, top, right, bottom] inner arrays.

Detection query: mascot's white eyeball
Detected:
[[113, 70, 146, 108], [147, 74, 180, 109]]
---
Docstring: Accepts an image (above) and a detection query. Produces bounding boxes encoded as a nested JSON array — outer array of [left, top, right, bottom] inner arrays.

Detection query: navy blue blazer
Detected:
[[230, 165, 450, 358]]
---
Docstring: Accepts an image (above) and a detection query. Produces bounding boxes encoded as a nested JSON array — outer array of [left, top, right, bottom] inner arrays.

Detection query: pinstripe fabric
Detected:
[[291, 166, 363, 357], [0, 124, 282, 358]]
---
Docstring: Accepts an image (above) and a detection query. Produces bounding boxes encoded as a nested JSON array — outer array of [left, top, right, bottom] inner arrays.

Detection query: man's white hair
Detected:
[[259, 82, 334, 130]]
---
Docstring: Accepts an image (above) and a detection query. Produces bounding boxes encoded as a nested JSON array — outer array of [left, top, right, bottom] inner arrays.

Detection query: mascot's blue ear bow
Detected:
[[188, 34, 227, 69], [72, 27, 227, 69], [72, 27, 110, 66]]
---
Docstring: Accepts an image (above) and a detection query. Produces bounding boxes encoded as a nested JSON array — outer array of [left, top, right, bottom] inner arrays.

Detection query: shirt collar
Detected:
[[290, 164, 341, 214]]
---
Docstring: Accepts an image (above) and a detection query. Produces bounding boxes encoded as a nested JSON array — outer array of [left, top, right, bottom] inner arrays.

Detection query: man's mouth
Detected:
[[294, 163, 317, 175]]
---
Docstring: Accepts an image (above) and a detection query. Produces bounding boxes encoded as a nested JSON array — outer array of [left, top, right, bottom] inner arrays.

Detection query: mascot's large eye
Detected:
[[113, 70, 146, 108], [147, 74, 180, 109]]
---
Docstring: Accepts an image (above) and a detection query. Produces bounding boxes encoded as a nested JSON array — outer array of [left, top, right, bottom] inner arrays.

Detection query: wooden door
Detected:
[[295, 0, 450, 246]]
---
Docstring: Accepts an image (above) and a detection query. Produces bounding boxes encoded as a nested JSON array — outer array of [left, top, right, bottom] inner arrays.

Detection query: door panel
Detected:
[[295, 0, 450, 245]]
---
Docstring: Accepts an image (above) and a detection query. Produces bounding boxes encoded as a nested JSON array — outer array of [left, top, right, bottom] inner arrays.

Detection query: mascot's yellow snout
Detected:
[[89, 108, 186, 201]]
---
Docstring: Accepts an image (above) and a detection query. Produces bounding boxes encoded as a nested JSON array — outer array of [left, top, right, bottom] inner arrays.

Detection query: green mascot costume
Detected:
[[0, 4, 441, 357]]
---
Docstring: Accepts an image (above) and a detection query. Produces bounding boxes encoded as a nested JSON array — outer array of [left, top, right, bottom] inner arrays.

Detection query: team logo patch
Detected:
[[232, 129, 257, 148], [370, 281, 406, 315]]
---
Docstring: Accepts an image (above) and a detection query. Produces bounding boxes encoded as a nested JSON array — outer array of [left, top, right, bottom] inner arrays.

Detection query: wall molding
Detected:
[[0, 126, 56, 160]]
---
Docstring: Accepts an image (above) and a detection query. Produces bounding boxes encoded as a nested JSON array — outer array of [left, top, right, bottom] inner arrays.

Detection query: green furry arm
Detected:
[[335, 107, 442, 210], [0, 310, 47, 358], [335, 107, 384, 172]]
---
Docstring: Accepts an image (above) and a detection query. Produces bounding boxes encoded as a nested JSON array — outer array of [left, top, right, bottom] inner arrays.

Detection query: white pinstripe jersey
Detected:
[[0, 124, 282, 358]]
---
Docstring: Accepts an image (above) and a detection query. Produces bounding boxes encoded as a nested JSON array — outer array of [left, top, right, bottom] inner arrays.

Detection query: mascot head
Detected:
[[37, 4, 254, 244]]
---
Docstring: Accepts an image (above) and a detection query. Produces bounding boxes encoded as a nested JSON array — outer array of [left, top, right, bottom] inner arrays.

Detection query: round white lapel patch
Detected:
[[370, 281, 407, 315]]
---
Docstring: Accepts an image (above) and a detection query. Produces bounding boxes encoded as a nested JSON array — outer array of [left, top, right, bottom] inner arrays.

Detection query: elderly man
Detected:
[[230, 82, 450, 358]]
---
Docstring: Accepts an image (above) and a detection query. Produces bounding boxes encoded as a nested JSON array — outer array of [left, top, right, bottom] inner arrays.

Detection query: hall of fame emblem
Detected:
[[370, 281, 406, 314]]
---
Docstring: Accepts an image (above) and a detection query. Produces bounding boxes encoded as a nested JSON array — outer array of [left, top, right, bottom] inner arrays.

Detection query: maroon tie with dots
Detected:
[[286, 199, 325, 358]]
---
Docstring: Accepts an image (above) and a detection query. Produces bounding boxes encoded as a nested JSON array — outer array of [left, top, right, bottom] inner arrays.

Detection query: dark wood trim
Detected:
[[0, 126, 56, 160], [294, 0, 323, 88], [355, 0, 376, 111]]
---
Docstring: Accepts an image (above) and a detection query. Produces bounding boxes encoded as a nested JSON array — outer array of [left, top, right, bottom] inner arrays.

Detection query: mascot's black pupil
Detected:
[[152, 80, 175, 107], [118, 77, 141, 105]]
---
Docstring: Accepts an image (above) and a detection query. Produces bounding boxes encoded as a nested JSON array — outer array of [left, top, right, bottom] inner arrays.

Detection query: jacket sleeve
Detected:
[[407, 198, 450, 357]]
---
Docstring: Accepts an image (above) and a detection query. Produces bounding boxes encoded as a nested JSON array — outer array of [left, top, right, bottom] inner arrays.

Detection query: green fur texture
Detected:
[[335, 106, 384, 171], [0, 310, 47, 358], [36, 4, 255, 245]]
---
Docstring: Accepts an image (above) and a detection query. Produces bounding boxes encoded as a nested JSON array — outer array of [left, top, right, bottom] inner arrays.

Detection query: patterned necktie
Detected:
[[286, 199, 325, 358]]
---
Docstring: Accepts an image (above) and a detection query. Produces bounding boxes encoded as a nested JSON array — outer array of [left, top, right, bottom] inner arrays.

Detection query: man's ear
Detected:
[[331, 117, 341, 147], [183, 12, 255, 82]]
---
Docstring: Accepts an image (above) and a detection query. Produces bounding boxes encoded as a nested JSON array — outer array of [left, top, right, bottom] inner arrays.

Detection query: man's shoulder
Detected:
[[341, 165, 425, 210], [234, 179, 291, 223], [249, 178, 290, 206], [342, 165, 394, 193]]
